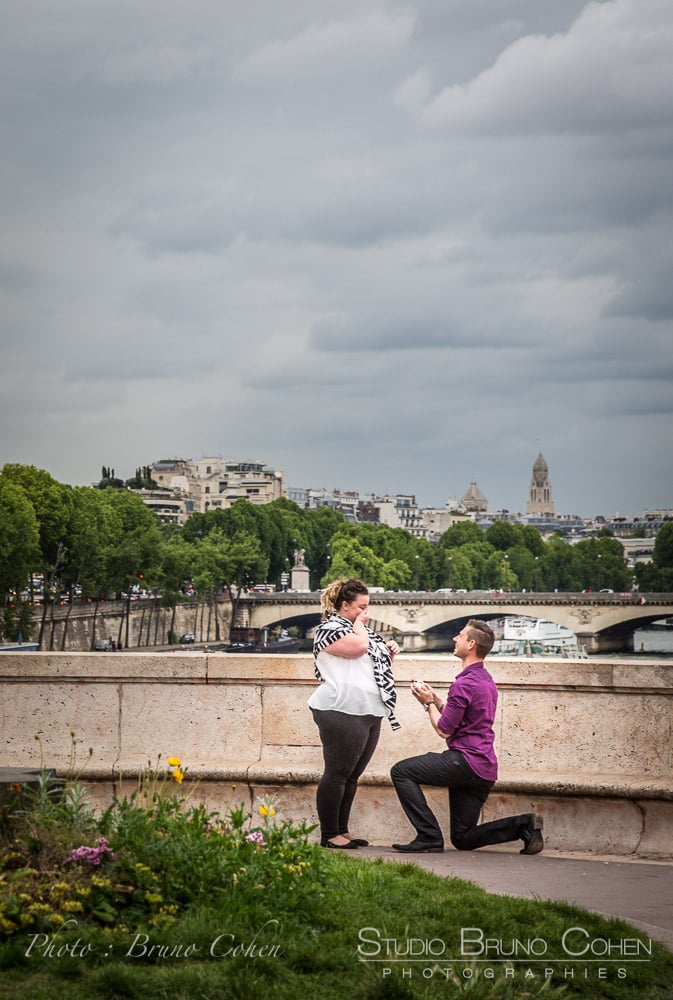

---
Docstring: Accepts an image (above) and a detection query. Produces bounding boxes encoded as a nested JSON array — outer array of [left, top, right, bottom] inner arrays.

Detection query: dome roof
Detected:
[[461, 480, 488, 510]]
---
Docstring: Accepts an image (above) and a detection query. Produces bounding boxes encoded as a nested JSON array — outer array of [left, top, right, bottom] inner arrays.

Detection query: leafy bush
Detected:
[[0, 756, 325, 940]]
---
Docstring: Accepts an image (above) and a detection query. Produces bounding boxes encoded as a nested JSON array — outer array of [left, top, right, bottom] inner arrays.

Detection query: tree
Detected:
[[438, 521, 483, 548], [572, 537, 629, 592], [459, 541, 496, 589], [653, 523, 673, 570], [323, 535, 385, 587], [303, 505, 345, 585], [506, 545, 536, 591], [539, 536, 578, 592], [125, 466, 159, 490], [0, 479, 41, 597], [97, 466, 124, 489], [520, 525, 545, 557], [62, 487, 116, 597], [485, 521, 520, 552], [439, 549, 474, 591], [0, 464, 73, 582], [320, 529, 421, 591], [1, 599, 36, 642], [96, 489, 164, 593], [190, 528, 267, 640], [635, 523, 673, 592]]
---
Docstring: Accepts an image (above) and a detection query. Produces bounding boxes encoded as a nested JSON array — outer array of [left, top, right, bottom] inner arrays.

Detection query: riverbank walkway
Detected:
[[360, 846, 673, 952]]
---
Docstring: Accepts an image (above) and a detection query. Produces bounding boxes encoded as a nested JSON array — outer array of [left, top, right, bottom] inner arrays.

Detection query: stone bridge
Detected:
[[238, 592, 673, 654]]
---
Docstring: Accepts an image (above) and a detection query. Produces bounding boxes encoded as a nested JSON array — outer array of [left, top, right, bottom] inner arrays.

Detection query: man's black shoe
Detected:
[[392, 839, 444, 853], [520, 814, 544, 855]]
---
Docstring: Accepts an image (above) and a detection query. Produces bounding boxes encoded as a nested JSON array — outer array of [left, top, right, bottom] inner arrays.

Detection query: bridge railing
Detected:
[[242, 591, 671, 604]]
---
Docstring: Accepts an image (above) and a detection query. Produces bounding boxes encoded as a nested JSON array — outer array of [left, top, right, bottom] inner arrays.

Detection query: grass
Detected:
[[1, 759, 671, 999], [2, 852, 672, 999]]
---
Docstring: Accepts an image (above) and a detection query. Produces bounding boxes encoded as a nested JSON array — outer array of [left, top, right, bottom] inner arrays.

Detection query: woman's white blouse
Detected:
[[308, 647, 386, 716]]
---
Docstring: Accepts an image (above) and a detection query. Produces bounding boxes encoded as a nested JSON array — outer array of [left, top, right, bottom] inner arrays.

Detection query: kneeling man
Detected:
[[391, 619, 544, 855]]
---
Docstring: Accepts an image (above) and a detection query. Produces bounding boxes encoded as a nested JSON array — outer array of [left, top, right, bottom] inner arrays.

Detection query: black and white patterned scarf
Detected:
[[313, 613, 400, 731]]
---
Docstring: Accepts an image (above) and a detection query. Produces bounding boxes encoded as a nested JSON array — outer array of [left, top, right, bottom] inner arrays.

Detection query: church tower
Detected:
[[527, 453, 554, 515]]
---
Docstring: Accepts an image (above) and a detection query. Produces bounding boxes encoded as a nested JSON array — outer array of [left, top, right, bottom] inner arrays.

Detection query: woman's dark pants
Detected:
[[312, 709, 382, 844]]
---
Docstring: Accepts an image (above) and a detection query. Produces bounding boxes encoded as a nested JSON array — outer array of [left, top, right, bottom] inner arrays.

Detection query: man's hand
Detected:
[[410, 680, 436, 705]]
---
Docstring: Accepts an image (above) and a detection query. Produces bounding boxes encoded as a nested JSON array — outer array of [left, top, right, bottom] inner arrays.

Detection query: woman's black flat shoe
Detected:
[[323, 840, 361, 850], [347, 838, 369, 847]]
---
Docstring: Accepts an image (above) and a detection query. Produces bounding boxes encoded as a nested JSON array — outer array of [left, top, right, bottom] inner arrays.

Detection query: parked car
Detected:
[[94, 637, 115, 652], [179, 633, 196, 644]]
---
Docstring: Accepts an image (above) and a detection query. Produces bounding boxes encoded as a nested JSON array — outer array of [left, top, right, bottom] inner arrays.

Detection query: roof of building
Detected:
[[461, 480, 488, 505]]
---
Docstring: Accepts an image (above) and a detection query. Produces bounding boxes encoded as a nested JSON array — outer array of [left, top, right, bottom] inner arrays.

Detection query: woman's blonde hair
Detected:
[[320, 578, 368, 618]]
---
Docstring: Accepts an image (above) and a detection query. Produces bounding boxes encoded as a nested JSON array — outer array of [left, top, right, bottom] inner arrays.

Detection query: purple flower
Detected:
[[66, 837, 114, 866]]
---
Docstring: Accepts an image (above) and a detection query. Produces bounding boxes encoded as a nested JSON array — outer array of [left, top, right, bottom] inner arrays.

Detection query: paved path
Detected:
[[360, 846, 673, 952]]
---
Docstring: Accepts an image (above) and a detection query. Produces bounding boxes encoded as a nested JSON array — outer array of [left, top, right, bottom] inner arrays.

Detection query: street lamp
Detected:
[[415, 554, 419, 591], [502, 554, 509, 591], [534, 556, 539, 592], [597, 553, 602, 591], [448, 555, 453, 589]]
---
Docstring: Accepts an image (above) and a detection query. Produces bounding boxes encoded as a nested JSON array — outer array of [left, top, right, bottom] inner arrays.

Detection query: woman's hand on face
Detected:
[[354, 606, 369, 628], [386, 640, 400, 657]]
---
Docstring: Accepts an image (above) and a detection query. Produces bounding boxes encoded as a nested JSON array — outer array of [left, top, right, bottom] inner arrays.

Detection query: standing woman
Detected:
[[309, 578, 400, 849]]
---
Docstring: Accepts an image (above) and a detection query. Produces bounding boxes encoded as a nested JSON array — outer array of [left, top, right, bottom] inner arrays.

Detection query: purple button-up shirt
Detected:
[[437, 661, 498, 781]]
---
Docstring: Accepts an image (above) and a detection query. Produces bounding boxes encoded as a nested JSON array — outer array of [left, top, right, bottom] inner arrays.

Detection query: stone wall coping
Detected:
[[66, 766, 673, 801], [2, 651, 673, 694]]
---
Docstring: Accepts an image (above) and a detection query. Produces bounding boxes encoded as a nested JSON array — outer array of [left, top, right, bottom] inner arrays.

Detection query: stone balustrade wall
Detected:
[[1, 651, 671, 858]]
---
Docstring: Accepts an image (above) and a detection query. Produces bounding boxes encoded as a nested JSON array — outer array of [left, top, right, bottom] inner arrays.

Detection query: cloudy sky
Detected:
[[1, 0, 672, 518]]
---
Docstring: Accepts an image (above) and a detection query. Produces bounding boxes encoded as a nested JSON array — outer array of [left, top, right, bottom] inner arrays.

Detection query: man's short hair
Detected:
[[466, 619, 495, 657]]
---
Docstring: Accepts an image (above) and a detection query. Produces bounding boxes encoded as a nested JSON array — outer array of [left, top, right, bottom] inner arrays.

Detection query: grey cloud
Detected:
[[421, 1, 673, 136], [603, 266, 673, 322], [308, 312, 535, 353], [0, 259, 36, 291], [1, 1, 672, 514], [232, 9, 416, 85]]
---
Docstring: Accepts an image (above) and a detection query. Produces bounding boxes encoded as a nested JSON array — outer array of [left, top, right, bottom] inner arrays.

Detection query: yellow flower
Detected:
[[258, 795, 278, 817], [167, 757, 181, 767], [63, 900, 84, 913], [172, 768, 184, 784]]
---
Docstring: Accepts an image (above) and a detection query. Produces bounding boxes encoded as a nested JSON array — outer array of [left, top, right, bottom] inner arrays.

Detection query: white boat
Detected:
[[503, 616, 576, 645], [492, 616, 585, 657]]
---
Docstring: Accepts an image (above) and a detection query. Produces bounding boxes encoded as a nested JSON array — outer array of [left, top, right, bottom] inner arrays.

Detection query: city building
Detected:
[[136, 452, 666, 554], [419, 504, 472, 542], [619, 537, 656, 567], [375, 494, 423, 535], [149, 457, 285, 517], [134, 489, 194, 526], [461, 480, 488, 513], [527, 452, 554, 515]]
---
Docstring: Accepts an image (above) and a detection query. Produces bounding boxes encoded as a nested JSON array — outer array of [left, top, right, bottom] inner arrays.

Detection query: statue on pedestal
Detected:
[[291, 549, 310, 592]]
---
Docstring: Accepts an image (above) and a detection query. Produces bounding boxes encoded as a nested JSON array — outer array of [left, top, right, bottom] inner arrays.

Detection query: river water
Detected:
[[633, 626, 673, 654]]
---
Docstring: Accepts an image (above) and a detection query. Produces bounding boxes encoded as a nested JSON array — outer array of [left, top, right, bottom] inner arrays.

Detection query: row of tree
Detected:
[[1, 463, 672, 644]]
